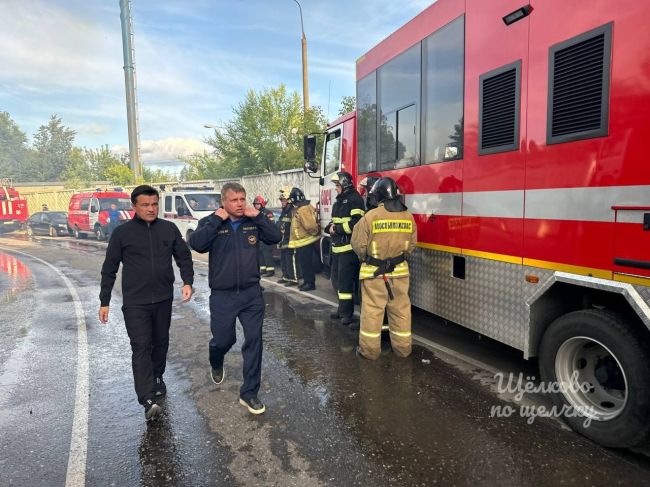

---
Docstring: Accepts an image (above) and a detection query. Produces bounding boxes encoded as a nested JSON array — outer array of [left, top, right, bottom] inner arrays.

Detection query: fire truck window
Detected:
[[165, 196, 172, 212], [357, 71, 377, 174], [324, 130, 341, 177], [396, 105, 417, 167], [80, 198, 89, 211], [422, 16, 465, 163], [175, 196, 187, 215], [378, 43, 420, 169]]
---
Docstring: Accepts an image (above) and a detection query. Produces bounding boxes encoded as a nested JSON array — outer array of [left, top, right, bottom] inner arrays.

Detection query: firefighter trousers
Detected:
[[331, 251, 360, 318], [359, 276, 411, 360], [122, 298, 173, 404], [208, 285, 265, 400], [296, 244, 315, 286], [280, 248, 298, 282], [258, 243, 274, 272]]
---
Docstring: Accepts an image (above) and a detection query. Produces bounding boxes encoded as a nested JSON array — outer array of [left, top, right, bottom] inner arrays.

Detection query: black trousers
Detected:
[[296, 245, 315, 286], [280, 248, 298, 282], [122, 298, 173, 404], [331, 251, 360, 317], [258, 243, 274, 271], [209, 285, 265, 400]]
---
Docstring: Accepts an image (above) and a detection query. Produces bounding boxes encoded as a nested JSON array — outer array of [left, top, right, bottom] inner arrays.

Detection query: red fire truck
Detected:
[[0, 179, 29, 232], [305, 0, 650, 447]]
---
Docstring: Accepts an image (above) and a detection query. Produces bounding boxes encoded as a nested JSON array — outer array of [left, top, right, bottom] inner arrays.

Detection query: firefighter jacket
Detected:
[[288, 200, 320, 249], [277, 205, 293, 249], [325, 188, 365, 255], [189, 212, 281, 291], [351, 202, 417, 280]]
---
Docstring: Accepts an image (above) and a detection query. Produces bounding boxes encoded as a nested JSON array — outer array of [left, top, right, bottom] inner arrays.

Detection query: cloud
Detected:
[[111, 137, 211, 162], [78, 122, 111, 135]]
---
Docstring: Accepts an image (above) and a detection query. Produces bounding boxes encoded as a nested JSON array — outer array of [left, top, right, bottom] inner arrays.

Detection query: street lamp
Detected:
[[292, 0, 310, 115]]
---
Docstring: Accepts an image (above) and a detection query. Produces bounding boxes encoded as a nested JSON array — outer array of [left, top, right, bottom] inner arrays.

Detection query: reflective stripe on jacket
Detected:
[[351, 203, 417, 280], [326, 188, 365, 254], [288, 202, 319, 249]]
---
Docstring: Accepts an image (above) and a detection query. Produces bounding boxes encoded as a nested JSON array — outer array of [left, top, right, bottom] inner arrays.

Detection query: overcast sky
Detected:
[[0, 0, 432, 165]]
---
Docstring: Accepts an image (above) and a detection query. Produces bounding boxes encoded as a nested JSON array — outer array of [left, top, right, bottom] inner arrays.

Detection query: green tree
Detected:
[[32, 115, 76, 181], [338, 96, 356, 117], [0, 112, 29, 180], [200, 84, 328, 178], [143, 166, 172, 183], [104, 163, 134, 186], [63, 147, 95, 188]]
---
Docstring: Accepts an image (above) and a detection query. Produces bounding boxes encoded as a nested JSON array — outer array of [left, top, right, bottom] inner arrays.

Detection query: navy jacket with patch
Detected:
[[189, 212, 281, 291]]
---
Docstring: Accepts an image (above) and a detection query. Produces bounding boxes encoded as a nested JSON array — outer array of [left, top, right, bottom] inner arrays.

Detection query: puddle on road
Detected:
[[0, 252, 32, 302]]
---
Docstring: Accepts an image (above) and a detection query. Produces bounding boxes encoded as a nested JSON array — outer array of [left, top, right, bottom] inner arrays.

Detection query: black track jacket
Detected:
[[189, 211, 281, 291], [100, 216, 194, 306]]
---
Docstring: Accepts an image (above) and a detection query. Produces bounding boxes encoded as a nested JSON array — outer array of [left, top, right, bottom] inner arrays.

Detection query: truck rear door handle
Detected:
[[644, 213, 650, 231]]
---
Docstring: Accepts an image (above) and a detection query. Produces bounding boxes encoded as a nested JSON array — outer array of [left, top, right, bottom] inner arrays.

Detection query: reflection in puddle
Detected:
[[0, 252, 31, 300]]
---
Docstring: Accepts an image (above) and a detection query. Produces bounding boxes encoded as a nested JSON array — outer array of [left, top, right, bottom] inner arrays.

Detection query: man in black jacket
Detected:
[[189, 182, 281, 415], [99, 185, 194, 421]]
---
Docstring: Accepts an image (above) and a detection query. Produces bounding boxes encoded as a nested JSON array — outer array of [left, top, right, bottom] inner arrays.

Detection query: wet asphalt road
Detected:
[[1, 233, 650, 486]]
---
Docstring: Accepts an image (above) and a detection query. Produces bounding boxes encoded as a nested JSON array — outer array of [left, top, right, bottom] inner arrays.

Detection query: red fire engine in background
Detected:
[[0, 179, 29, 232], [305, 0, 650, 447]]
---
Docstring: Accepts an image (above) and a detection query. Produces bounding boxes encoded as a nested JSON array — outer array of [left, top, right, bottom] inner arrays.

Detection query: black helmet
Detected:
[[332, 171, 353, 191], [289, 187, 305, 203], [369, 177, 399, 204]]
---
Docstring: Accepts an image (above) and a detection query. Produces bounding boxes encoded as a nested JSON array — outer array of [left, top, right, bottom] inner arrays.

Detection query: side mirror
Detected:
[[303, 135, 317, 163], [303, 160, 318, 174]]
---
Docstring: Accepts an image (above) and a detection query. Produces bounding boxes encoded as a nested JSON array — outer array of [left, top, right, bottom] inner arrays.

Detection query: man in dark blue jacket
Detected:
[[99, 185, 194, 421], [189, 182, 281, 415]]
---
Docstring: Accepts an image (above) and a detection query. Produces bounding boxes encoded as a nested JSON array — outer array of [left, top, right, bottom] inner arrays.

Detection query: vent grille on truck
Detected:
[[479, 61, 520, 154]]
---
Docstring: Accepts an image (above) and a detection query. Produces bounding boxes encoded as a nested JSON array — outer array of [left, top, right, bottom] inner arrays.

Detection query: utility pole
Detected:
[[119, 0, 143, 181], [292, 0, 310, 114]]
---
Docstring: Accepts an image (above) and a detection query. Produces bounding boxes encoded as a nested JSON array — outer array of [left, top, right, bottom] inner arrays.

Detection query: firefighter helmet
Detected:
[[289, 187, 305, 203], [253, 195, 267, 207], [369, 177, 399, 204], [331, 171, 354, 191], [279, 186, 291, 200]]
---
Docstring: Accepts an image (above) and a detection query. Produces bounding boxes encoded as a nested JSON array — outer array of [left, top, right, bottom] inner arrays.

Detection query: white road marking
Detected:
[[0, 246, 89, 487]]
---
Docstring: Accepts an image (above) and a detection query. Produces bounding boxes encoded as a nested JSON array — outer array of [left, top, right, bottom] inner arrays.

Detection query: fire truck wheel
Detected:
[[95, 225, 106, 241], [185, 229, 194, 243], [73, 226, 86, 240], [539, 309, 650, 448]]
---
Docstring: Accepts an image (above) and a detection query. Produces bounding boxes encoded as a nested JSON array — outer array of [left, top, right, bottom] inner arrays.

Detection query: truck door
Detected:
[[613, 208, 650, 279], [174, 195, 189, 235]]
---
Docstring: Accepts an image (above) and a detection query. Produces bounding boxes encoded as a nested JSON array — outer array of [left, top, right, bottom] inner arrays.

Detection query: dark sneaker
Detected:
[[299, 283, 315, 291], [330, 312, 342, 320], [144, 399, 161, 421], [154, 377, 166, 397], [239, 396, 266, 415], [348, 321, 361, 331], [284, 281, 299, 287], [277, 277, 288, 284], [210, 366, 224, 385]]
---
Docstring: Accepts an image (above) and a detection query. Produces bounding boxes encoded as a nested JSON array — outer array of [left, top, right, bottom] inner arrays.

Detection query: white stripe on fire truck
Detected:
[[405, 185, 650, 222]]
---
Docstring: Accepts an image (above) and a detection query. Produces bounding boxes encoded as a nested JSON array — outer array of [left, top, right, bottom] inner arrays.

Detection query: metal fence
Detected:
[[22, 169, 321, 214]]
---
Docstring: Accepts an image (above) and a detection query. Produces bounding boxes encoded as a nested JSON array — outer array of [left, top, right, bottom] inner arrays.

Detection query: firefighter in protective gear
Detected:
[[326, 171, 365, 326], [358, 175, 380, 211], [351, 177, 417, 360], [277, 186, 298, 285], [288, 187, 319, 291], [253, 195, 275, 277]]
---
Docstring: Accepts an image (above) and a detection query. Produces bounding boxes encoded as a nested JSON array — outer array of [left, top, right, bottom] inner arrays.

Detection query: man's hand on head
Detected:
[[215, 208, 229, 220]]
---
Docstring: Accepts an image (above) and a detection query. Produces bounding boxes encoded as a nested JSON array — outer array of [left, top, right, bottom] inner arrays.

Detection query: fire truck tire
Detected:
[[74, 226, 86, 240], [95, 225, 106, 241], [185, 229, 194, 243], [539, 309, 650, 448]]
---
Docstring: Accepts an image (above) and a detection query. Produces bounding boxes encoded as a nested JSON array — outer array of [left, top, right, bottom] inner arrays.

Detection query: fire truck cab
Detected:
[[305, 0, 650, 448], [68, 189, 133, 240], [0, 179, 29, 232]]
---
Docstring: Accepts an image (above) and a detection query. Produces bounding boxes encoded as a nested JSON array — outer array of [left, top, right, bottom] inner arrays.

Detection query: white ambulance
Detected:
[[158, 186, 221, 242]]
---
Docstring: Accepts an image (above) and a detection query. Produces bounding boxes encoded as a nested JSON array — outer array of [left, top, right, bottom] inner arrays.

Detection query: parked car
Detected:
[[25, 211, 70, 237], [68, 190, 133, 240]]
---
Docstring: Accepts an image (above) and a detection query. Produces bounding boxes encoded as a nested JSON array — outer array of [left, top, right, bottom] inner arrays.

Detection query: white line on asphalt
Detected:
[[0, 246, 89, 487], [259, 277, 500, 374]]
